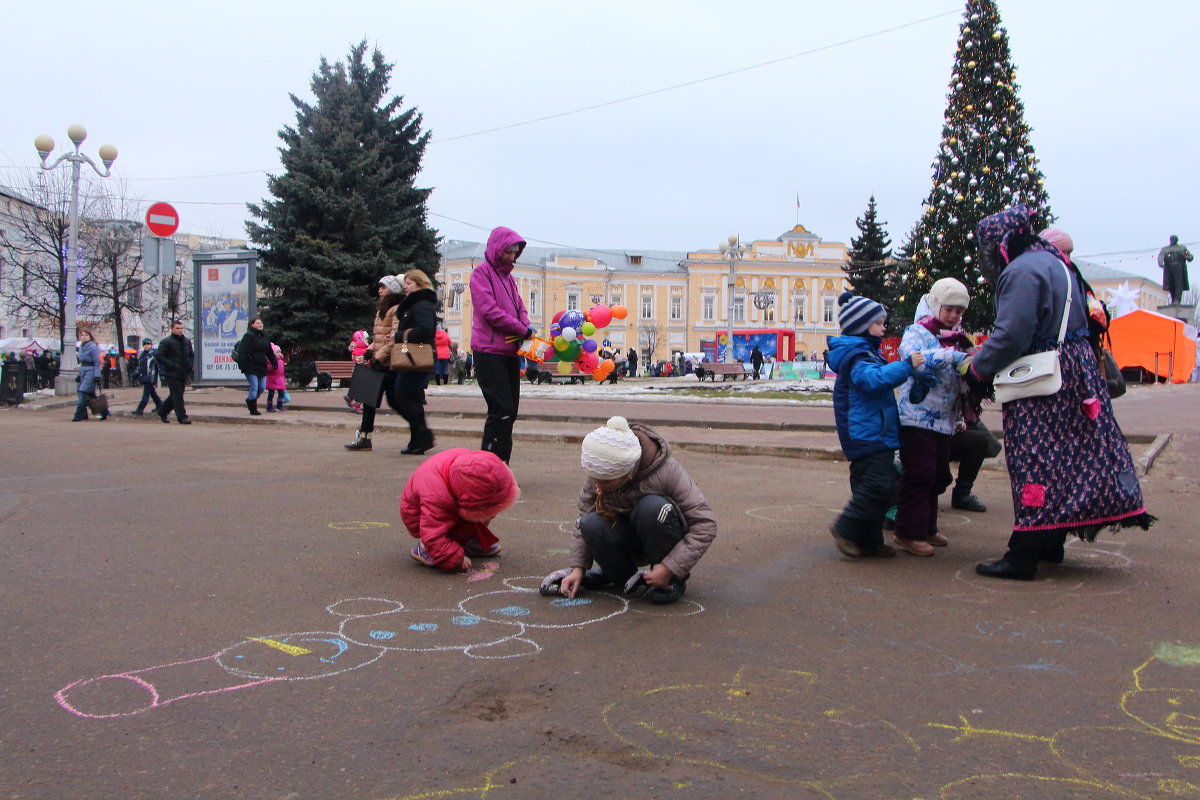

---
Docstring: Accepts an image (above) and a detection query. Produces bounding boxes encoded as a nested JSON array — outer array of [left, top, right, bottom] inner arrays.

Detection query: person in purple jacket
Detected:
[[470, 226, 534, 463]]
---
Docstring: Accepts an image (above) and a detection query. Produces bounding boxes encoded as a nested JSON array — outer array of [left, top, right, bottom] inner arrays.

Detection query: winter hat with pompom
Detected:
[[580, 416, 643, 480], [837, 291, 886, 336]]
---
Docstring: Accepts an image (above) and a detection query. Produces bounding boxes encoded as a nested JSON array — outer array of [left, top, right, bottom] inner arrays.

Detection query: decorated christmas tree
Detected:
[[898, 0, 1052, 331]]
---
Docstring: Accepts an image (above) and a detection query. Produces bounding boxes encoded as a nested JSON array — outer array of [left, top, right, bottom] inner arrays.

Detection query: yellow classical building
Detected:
[[438, 224, 1171, 365], [438, 224, 854, 362]]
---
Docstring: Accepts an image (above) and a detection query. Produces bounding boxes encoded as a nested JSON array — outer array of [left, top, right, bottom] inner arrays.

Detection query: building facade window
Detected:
[[528, 289, 538, 317], [734, 297, 745, 322], [640, 295, 653, 320], [793, 292, 807, 323], [567, 293, 579, 311], [822, 296, 836, 324], [702, 295, 715, 322], [670, 295, 682, 320]]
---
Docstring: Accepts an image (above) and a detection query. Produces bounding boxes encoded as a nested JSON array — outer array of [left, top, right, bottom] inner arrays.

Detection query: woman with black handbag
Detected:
[[345, 271, 437, 453], [72, 329, 108, 421]]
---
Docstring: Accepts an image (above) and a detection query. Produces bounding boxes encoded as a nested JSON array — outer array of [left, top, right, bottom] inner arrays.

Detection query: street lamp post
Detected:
[[34, 124, 118, 395], [718, 234, 744, 363]]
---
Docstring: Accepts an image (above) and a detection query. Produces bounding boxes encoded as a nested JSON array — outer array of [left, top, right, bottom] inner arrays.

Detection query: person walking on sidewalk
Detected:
[[265, 343, 287, 412], [131, 338, 163, 416], [389, 269, 438, 454], [469, 226, 533, 463], [235, 317, 277, 416], [71, 329, 108, 422], [156, 321, 194, 424], [433, 326, 452, 385], [346, 276, 404, 451]]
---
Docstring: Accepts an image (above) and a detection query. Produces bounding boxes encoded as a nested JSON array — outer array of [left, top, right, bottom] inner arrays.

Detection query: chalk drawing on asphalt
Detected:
[[55, 579, 704, 719], [388, 647, 1200, 798], [328, 521, 391, 530]]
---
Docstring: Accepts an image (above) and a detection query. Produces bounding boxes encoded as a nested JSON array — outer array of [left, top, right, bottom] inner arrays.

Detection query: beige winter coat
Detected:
[[570, 423, 717, 578], [368, 306, 400, 367]]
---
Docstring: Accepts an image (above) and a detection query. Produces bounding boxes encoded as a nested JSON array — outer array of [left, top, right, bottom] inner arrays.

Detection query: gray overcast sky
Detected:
[[1, 0, 1195, 283]]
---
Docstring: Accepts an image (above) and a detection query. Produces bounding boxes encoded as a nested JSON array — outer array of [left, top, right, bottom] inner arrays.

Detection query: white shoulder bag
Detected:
[[992, 260, 1073, 404]]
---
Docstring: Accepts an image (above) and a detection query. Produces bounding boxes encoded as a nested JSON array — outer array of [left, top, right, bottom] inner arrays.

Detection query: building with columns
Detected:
[[438, 224, 1175, 364], [438, 224, 853, 362]]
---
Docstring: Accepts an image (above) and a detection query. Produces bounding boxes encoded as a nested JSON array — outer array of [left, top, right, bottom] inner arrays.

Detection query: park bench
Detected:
[[695, 362, 752, 382], [314, 360, 356, 389]]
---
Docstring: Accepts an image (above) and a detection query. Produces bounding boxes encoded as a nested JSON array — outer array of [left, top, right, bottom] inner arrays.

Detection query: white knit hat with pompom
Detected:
[[580, 416, 642, 479]]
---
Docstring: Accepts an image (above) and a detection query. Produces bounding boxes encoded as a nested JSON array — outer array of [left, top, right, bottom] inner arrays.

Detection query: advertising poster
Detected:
[[193, 251, 256, 381]]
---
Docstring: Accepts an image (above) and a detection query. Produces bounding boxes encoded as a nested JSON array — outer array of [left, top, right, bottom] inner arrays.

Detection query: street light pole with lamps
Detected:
[[34, 124, 118, 394], [718, 234, 744, 363]]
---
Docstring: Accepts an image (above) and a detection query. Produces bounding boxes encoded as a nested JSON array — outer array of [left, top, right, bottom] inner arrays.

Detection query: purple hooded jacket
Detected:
[[470, 227, 531, 356]]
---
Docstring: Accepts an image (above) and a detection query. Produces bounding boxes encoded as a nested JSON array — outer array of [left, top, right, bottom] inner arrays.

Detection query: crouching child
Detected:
[[541, 416, 716, 604], [401, 448, 520, 572]]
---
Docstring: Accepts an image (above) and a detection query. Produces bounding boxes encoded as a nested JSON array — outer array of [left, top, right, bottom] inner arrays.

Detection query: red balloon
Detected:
[[551, 310, 565, 325]]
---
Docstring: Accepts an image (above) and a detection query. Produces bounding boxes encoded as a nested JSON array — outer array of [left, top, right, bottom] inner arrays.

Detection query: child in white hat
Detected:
[[541, 416, 716, 604], [893, 278, 974, 556]]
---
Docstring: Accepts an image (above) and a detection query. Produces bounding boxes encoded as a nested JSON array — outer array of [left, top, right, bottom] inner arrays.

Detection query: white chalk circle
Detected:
[[459, 587, 629, 629], [327, 597, 405, 618], [215, 631, 386, 680], [339, 608, 524, 653]]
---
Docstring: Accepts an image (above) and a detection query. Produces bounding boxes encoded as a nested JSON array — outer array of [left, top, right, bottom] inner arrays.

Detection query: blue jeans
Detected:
[[246, 374, 266, 399]]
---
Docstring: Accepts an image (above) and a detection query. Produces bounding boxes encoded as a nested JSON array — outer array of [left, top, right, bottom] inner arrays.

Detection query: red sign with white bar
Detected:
[[145, 202, 179, 238]]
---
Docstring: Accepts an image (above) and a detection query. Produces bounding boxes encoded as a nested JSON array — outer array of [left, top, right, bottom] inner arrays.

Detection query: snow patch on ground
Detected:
[[428, 377, 834, 406]]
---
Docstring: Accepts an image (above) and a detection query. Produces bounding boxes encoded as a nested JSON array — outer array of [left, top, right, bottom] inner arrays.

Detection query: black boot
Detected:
[[345, 431, 372, 451], [401, 428, 435, 455], [246, 399, 262, 416]]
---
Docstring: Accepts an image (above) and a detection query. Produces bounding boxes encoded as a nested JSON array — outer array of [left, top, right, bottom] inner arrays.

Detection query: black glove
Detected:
[[524, 328, 536, 340], [963, 368, 994, 403]]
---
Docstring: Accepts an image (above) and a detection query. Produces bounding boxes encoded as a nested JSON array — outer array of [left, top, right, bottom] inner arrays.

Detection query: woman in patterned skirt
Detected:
[[965, 206, 1154, 580]]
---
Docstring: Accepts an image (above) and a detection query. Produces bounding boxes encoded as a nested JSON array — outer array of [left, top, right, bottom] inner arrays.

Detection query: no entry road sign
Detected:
[[145, 202, 180, 238]]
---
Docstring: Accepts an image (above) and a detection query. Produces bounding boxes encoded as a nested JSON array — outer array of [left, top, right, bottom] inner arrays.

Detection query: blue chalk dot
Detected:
[[493, 606, 531, 617], [550, 598, 593, 608], [277, 667, 285, 671], [409, 623, 439, 632], [369, 630, 396, 640], [235, 654, 246, 659], [452, 615, 481, 626]]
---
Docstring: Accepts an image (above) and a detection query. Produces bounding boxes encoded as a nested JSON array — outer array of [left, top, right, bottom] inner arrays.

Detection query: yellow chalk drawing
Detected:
[[382, 647, 1200, 799], [247, 637, 312, 656], [329, 521, 391, 530]]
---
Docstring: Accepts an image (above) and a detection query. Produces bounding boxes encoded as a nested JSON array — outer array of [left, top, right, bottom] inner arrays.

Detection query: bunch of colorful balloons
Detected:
[[546, 303, 629, 379]]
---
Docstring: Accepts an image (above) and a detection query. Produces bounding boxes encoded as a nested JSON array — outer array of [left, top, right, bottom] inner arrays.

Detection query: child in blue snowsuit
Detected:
[[828, 292, 923, 558]]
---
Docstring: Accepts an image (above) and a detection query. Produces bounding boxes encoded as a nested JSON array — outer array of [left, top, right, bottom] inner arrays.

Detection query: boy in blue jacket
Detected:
[[827, 292, 923, 558]]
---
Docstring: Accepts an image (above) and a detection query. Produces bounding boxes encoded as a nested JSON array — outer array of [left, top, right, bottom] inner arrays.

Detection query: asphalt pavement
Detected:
[[2, 379, 1198, 799]]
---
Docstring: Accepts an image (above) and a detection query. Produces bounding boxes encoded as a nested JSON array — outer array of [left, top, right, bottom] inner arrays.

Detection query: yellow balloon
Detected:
[[556, 360, 573, 375]]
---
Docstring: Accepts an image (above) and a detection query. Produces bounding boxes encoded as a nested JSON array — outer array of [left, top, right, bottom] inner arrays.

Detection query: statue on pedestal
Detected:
[[1157, 235, 1194, 304]]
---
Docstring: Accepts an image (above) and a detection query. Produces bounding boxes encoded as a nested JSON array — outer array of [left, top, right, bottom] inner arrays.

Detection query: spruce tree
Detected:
[[844, 195, 894, 312], [899, 0, 1052, 332], [248, 41, 440, 362]]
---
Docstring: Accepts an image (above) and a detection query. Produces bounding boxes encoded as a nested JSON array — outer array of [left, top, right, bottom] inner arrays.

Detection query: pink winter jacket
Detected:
[[434, 328, 452, 360], [265, 346, 287, 391], [399, 448, 519, 571]]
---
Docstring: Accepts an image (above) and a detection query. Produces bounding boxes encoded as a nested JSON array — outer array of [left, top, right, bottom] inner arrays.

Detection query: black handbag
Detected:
[[347, 363, 386, 407], [87, 391, 109, 415], [1098, 345, 1126, 399]]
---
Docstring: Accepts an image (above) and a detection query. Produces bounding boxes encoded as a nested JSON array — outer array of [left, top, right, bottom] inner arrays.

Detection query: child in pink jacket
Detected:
[[401, 448, 520, 572], [265, 343, 288, 412]]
